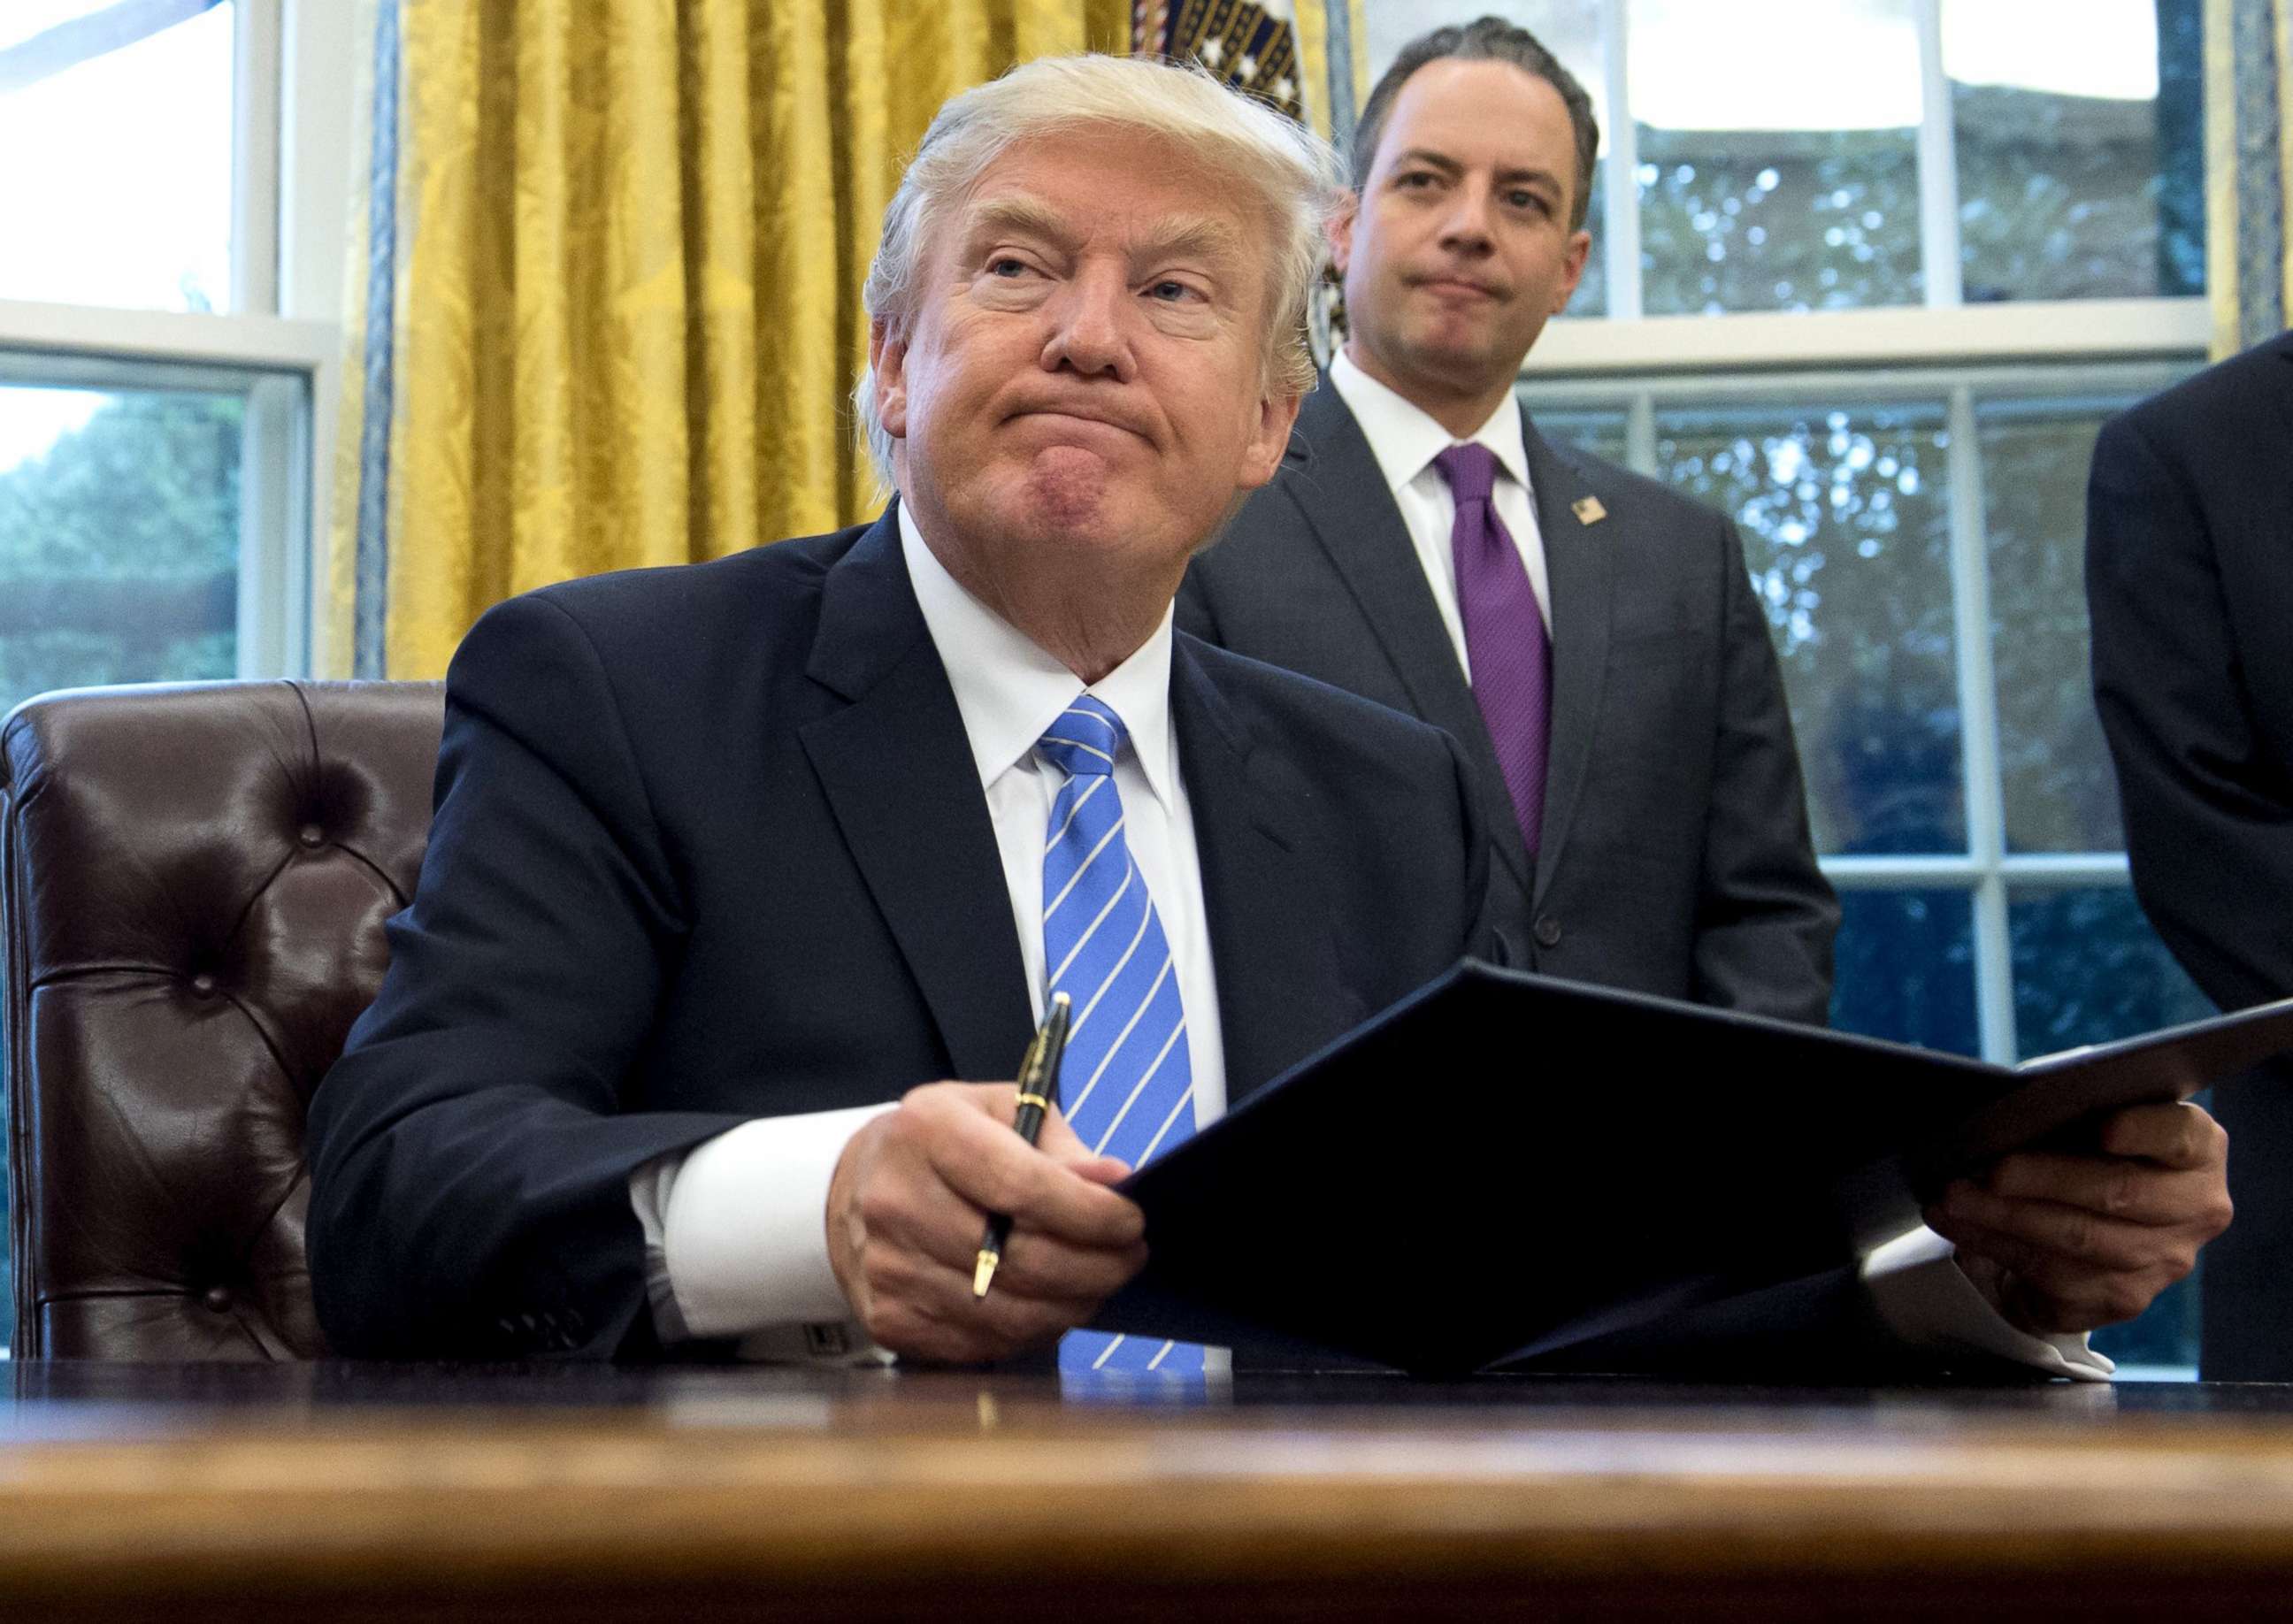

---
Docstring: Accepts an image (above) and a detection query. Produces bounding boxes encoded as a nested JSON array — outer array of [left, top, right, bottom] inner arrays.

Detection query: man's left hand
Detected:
[[1925, 1100, 2232, 1334]]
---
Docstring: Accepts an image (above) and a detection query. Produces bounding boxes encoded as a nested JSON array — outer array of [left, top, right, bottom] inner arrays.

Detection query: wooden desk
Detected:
[[4, 1365, 2293, 1620]]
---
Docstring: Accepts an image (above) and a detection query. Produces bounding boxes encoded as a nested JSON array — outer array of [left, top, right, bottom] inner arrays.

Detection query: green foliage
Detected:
[[0, 391, 242, 717]]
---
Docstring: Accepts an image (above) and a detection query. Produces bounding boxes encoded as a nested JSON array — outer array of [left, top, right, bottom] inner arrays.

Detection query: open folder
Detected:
[[1094, 960, 2293, 1375]]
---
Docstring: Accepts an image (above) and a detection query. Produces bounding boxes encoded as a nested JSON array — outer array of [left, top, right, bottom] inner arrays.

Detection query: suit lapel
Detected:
[[1285, 385, 1536, 897], [1170, 641, 1341, 1106], [799, 511, 1035, 1082], [1522, 417, 1615, 909]]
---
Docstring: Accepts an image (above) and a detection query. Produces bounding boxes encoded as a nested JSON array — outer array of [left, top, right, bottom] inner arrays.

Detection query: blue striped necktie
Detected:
[[1036, 695, 1203, 1379]]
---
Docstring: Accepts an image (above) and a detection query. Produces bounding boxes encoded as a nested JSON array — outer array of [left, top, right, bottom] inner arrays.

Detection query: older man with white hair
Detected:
[[305, 55, 1492, 1367]]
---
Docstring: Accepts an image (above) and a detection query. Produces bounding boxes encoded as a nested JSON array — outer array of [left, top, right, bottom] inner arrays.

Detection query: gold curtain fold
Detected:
[[326, 0, 1128, 680]]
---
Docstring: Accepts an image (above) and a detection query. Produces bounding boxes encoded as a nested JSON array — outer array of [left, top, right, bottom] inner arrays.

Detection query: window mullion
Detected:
[[231, 0, 284, 316], [1624, 390, 1656, 475], [1599, 0, 1642, 321], [235, 372, 310, 679], [1945, 381, 2013, 1061], [1913, 0, 1964, 308]]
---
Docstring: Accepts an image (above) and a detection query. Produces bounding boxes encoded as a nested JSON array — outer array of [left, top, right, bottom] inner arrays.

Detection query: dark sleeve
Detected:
[[305, 593, 748, 1360], [2087, 412, 2293, 1012], [1687, 520, 1840, 1024]]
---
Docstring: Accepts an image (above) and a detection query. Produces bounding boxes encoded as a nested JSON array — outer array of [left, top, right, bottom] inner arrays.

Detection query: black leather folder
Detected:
[[1095, 960, 2293, 1375]]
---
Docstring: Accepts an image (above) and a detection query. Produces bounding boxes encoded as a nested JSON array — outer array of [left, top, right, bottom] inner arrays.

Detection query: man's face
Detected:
[[872, 128, 1297, 602], [1335, 57, 1591, 407]]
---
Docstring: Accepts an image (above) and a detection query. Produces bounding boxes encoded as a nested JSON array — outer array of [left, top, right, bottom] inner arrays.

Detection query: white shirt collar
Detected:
[[897, 502, 1179, 813], [1329, 348, 1533, 501]]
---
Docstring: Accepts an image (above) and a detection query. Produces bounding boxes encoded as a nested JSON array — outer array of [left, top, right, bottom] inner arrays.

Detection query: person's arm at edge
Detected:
[[2086, 410, 2293, 1012]]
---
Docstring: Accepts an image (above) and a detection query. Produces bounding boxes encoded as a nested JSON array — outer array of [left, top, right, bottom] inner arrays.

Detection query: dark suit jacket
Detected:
[[1179, 384, 1836, 1024], [304, 512, 1490, 1361], [2086, 329, 2293, 1381]]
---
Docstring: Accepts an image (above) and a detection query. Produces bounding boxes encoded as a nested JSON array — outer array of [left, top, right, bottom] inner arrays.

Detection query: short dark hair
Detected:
[[1350, 16, 1599, 233]]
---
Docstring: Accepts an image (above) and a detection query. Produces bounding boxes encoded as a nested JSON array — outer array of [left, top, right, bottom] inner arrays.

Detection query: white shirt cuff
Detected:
[[628, 1103, 896, 1348], [1861, 1225, 2115, 1382]]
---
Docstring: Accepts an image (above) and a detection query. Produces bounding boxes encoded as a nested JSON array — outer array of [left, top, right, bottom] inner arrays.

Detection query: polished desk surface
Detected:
[[6, 1363, 2293, 1620]]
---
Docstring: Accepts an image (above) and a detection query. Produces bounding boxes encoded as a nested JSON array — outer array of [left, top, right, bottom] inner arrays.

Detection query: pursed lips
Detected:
[[1007, 407, 1152, 443], [1411, 272, 1504, 301]]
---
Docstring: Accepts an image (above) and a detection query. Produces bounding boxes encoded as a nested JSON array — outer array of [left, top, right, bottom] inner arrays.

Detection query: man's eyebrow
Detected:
[[1387, 148, 1465, 178], [960, 195, 1077, 250], [1135, 214, 1246, 264], [1386, 149, 1563, 194], [1493, 165, 1565, 193], [957, 199, 1244, 266]]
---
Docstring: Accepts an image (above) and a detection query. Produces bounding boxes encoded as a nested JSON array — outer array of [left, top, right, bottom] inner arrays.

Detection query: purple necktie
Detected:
[[1434, 442, 1551, 854]]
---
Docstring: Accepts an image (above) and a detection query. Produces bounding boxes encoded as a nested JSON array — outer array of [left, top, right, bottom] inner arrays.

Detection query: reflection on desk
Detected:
[[4, 1364, 2293, 1620]]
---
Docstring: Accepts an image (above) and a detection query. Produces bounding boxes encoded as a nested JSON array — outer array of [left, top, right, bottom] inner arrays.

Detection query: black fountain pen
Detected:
[[972, 991, 1072, 1298]]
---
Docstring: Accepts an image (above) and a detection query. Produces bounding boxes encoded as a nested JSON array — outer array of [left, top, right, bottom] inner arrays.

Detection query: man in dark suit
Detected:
[[1177, 18, 1833, 1023], [2088, 329, 2293, 1380], [1181, 16, 2228, 1351], [306, 57, 1487, 1367]]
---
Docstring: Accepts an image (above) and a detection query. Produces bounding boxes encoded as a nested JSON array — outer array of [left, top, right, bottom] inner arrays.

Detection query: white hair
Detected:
[[853, 54, 1340, 489]]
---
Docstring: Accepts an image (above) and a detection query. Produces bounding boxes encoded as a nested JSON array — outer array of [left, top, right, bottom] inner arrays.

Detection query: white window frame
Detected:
[[0, 0, 355, 683]]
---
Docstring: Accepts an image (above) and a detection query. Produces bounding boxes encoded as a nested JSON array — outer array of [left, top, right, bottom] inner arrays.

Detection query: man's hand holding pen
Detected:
[[824, 1083, 1146, 1364]]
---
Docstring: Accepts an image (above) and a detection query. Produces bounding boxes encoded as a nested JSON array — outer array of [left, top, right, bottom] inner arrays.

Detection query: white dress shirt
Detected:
[[1328, 349, 1551, 675], [629, 505, 1224, 1358]]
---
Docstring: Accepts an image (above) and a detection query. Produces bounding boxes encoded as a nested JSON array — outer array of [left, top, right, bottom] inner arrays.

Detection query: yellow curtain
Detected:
[[2205, 0, 2293, 357], [326, 0, 1129, 680]]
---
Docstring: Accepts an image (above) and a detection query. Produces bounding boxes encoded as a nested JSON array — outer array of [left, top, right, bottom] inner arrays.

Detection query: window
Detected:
[[0, 1, 239, 312], [0, 0, 355, 1350], [1360, 2, 2210, 1372]]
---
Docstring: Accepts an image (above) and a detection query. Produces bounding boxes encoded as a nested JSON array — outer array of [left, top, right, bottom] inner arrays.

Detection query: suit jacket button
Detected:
[[1535, 916, 1562, 949]]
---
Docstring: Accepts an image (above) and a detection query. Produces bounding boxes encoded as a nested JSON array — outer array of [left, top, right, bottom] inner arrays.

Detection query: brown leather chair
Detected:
[[1, 681, 443, 1358]]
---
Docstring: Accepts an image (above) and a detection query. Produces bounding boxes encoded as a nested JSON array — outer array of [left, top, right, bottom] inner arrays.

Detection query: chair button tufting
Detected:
[[297, 823, 325, 848], [202, 1286, 233, 1314], [188, 972, 219, 998]]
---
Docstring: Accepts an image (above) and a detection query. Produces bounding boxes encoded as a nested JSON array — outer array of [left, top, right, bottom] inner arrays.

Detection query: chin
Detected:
[[1012, 457, 1122, 538]]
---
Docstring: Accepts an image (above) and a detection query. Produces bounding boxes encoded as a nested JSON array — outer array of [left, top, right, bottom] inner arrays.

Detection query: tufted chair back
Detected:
[[1, 681, 443, 1358]]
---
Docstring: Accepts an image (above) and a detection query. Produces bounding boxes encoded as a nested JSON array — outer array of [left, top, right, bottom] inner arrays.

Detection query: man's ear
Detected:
[[1239, 387, 1302, 492], [1553, 228, 1592, 315], [869, 316, 909, 440], [1326, 192, 1360, 280]]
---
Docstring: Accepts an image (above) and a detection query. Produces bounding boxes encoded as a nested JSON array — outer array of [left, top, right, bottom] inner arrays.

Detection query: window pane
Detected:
[[0, 386, 243, 719], [2009, 885, 2212, 1058], [1831, 889, 1980, 1055], [1656, 401, 1961, 855], [0, 2, 237, 311], [1631, 0, 1923, 313], [1522, 400, 1630, 466], [1947, 0, 2206, 301], [1979, 398, 2125, 853]]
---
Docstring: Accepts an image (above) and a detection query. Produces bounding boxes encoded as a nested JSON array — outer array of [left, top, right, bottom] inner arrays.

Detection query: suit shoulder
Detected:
[[1541, 435, 1733, 538], [467, 525, 868, 669], [2104, 335, 2293, 456], [1182, 634, 1457, 769]]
